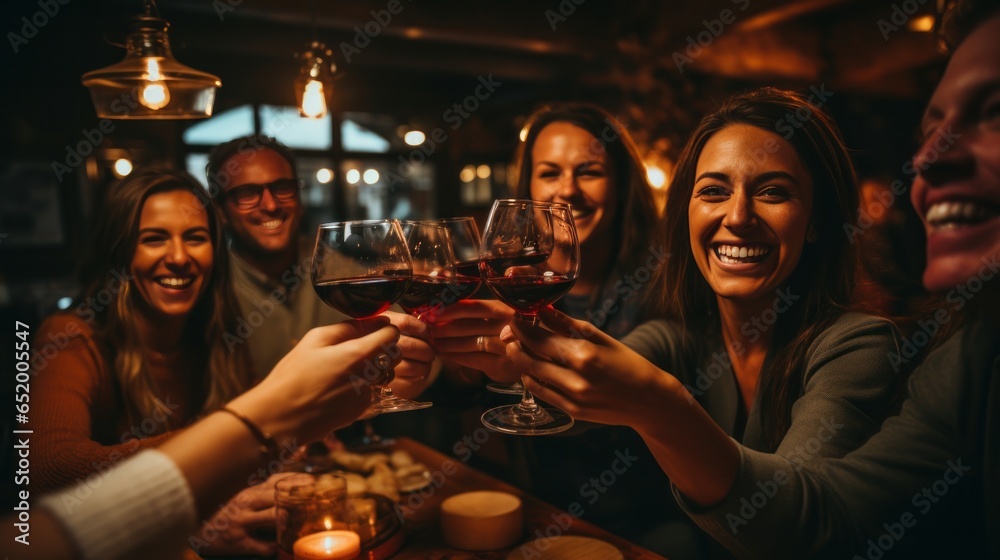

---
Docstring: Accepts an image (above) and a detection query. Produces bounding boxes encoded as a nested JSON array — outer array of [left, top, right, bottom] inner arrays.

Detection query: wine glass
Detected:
[[434, 217, 483, 302], [479, 200, 580, 435], [433, 217, 504, 391], [398, 221, 458, 320], [312, 219, 432, 418]]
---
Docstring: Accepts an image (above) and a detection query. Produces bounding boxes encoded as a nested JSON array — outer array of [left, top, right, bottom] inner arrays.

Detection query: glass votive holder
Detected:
[[275, 473, 354, 558]]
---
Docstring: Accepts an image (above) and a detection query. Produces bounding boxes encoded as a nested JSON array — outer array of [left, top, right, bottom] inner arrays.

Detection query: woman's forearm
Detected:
[[633, 375, 741, 507], [156, 410, 272, 522]]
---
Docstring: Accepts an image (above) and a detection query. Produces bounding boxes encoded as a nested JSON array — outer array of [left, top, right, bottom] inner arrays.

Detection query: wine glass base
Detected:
[[481, 404, 574, 436], [345, 420, 395, 452], [486, 381, 525, 395], [347, 435, 395, 452], [360, 396, 432, 420]]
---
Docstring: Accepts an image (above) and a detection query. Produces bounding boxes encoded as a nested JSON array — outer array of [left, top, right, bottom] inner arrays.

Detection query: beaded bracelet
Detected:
[[220, 406, 279, 458]]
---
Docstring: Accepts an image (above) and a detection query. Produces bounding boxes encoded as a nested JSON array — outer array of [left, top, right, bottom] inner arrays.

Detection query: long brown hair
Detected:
[[77, 168, 252, 432], [512, 102, 659, 273], [650, 88, 860, 448]]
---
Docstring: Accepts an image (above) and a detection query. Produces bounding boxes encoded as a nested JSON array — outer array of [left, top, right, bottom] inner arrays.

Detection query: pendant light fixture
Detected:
[[294, 0, 336, 119], [81, 0, 221, 120]]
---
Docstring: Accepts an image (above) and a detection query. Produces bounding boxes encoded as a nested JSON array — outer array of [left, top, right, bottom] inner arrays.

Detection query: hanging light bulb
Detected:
[[139, 58, 170, 110], [294, 41, 336, 119], [81, 0, 220, 119], [300, 79, 327, 119]]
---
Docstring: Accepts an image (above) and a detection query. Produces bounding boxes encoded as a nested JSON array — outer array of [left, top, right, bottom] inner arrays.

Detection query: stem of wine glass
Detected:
[[377, 366, 396, 398], [517, 386, 541, 413], [515, 312, 541, 327]]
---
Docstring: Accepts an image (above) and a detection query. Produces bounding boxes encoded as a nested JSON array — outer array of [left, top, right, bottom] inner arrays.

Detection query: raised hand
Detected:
[[503, 306, 677, 428], [231, 317, 401, 445], [428, 299, 518, 383], [383, 310, 438, 399]]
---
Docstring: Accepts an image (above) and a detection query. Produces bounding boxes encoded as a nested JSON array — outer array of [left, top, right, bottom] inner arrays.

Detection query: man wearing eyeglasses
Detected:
[[207, 135, 350, 379], [203, 135, 435, 557]]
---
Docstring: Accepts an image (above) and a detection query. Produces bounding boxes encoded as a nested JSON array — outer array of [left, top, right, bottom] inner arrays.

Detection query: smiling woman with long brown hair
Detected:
[[77, 168, 251, 431], [29, 168, 270, 555], [501, 89, 905, 540]]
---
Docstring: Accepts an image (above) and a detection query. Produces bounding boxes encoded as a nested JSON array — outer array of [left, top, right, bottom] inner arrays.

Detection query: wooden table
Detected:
[[386, 437, 668, 559]]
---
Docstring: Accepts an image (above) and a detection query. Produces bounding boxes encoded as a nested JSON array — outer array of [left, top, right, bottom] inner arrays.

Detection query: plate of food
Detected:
[[314, 449, 432, 502]]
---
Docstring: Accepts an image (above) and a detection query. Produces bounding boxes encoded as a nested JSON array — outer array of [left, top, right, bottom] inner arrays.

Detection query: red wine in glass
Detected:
[[315, 274, 411, 318], [479, 251, 554, 395], [400, 221, 459, 319], [398, 275, 460, 315], [401, 218, 485, 317], [311, 219, 431, 418], [437, 217, 484, 301], [478, 253, 551, 277], [485, 274, 575, 316], [479, 200, 580, 436], [453, 260, 483, 300], [454, 260, 481, 277]]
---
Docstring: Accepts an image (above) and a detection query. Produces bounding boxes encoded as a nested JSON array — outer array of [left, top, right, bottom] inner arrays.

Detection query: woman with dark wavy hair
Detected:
[[502, 88, 903, 531], [650, 87, 865, 448], [662, 2, 999, 555]]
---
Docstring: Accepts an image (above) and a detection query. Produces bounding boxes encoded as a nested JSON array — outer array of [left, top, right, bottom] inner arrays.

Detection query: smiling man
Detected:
[[207, 135, 349, 378]]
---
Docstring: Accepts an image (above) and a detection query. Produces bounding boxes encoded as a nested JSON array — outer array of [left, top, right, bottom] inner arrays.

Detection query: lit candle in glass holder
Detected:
[[292, 530, 361, 560], [276, 473, 351, 559]]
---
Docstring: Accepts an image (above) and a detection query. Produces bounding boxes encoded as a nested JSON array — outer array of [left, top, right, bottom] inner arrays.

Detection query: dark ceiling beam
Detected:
[[679, 25, 825, 83], [144, 0, 591, 56], [827, 18, 941, 96], [737, 0, 860, 31]]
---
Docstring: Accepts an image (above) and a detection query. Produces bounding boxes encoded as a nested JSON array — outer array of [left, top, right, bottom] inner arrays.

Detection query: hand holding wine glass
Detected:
[[311, 219, 432, 418], [479, 199, 580, 435]]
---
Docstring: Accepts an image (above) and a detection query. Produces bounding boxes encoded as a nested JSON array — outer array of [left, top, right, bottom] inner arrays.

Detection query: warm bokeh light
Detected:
[[404, 130, 426, 146], [476, 164, 491, 179], [908, 15, 935, 32], [346, 169, 361, 184], [646, 164, 667, 189], [113, 158, 133, 178], [316, 168, 333, 184], [139, 58, 170, 110], [140, 83, 169, 110], [300, 80, 328, 119], [363, 169, 380, 184], [459, 165, 476, 183]]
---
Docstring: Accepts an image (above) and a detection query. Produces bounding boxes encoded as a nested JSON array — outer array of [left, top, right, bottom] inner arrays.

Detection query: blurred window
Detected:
[[185, 153, 210, 187], [181, 107, 434, 221], [260, 105, 332, 150], [182, 104, 255, 145], [341, 120, 390, 153]]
